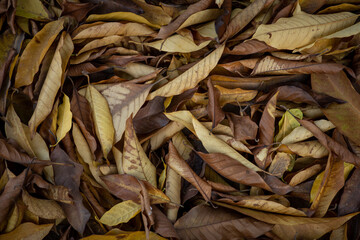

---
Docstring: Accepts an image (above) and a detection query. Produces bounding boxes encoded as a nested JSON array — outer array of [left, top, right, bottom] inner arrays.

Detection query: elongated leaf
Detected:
[[252, 11, 357, 50], [100, 82, 152, 143], [55, 94, 72, 145], [100, 200, 141, 226], [15, 18, 64, 88], [216, 202, 358, 240], [286, 140, 329, 158], [220, 0, 273, 41], [73, 22, 155, 39], [147, 44, 225, 100], [174, 204, 272, 240], [28, 32, 74, 136], [86, 12, 160, 28], [85, 84, 115, 159], [78, 35, 123, 55], [82, 231, 166, 240], [146, 34, 210, 53], [166, 141, 212, 202], [101, 174, 170, 204], [123, 116, 157, 187], [22, 190, 65, 219], [197, 152, 271, 191], [0, 222, 53, 240]]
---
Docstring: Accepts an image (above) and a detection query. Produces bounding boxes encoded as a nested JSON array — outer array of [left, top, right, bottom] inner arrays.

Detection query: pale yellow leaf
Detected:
[[286, 140, 329, 158], [165, 166, 181, 223], [72, 122, 93, 166], [22, 191, 65, 219], [172, 131, 193, 161], [179, 9, 222, 30], [100, 82, 152, 143], [116, 62, 159, 78], [112, 146, 124, 174], [86, 12, 160, 28], [215, 85, 258, 106], [150, 121, 184, 151], [281, 119, 335, 144], [297, 21, 360, 54], [123, 117, 157, 187], [146, 34, 211, 53], [85, 85, 115, 159], [0, 222, 53, 240], [78, 35, 123, 55], [73, 22, 155, 40], [252, 11, 357, 50], [147, 44, 225, 100], [99, 200, 141, 226], [15, 18, 64, 88], [132, 0, 172, 26], [215, 134, 252, 154], [28, 32, 74, 136], [55, 94, 72, 145]]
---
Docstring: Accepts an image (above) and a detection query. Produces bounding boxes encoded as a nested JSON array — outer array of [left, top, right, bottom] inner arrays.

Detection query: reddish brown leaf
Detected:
[[225, 40, 277, 55], [339, 168, 360, 216], [174, 204, 273, 239], [196, 151, 272, 192], [207, 79, 225, 129], [156, 0, 213, 39], [166, 141, 212, 202], [215, 0, 232, 39], [61, 0, 96, 22], [227, 113, 258, 141], [152, 205, 180, 239]]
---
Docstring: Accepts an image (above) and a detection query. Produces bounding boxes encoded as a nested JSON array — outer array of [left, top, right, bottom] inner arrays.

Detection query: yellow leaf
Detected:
[[123, 116, 157, 187], [252, 11, 357, 50], [147, 44, 225, 100], [15, 0, 50, 21], [72, 122, 93, 166], [318, 3, 360, 14], [100, 82, 152, 143], [132, 0, 172, 26], [158, 162, 167, 190], [15, 18, 64, 88], [54, 94, 72, 145], [178, 9, 222, 30], [73, 22, 155, 40], [85, 85, 115, 159], [149, 121, 185, 151], [289, 164, 323, 187], [4, 200, 24, 233], [275, 109, 303, 142], [99, 200, 141, 226], [215, 85, 258, 106], [112, 146, 124, 174], [281, 119, 335, 144], [0, 222, 53, 240], [28, 32, 74, 136], [86, 12, 161, 28], [22, 190, 65, 220], [146, 34, 211, 53]]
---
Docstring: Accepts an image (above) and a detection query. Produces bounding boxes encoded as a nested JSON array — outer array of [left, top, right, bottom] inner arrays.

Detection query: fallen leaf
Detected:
[[0, 222, 53, 240], [55, 94, 72, 145], [100, 200, 141, 226], [123, 116, 157, 187]]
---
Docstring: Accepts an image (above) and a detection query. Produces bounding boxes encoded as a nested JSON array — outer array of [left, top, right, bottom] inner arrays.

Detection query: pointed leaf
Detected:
[[100, 200, 141, 226], [0, 223, 53, 240], [55, 94, 72, 145]]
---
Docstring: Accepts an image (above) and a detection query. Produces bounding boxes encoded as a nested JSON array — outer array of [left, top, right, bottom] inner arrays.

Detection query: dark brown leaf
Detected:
[[339, 168, 360, 216], [51, 146, 90, 234], [152, 205, 180, 239], [0, 169, 26, 223], [61, 0, 96, 22], [215, 0, 232, 40]]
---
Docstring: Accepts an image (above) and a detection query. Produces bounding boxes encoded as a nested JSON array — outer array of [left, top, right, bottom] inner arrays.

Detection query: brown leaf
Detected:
[[215, 0, 232, 39], [207, 79, 224, 129], [174, 204, 273, 239], [152, 205, 179, 239], [101, 174, 170, 204], [225, 39, 277, 55], [61, 0, 96, 22], [227, 113, 258, 141], [254, 92, 278, 169], [166, 141, 212, 202], [86, 0, 143, 15], [0, 169, 26, 223], [311, 71, 360, 145], [51, 146, 90, 234], [156, 0, 213, 39], [339, 168, 360, 215], [196, 151, 271, 192]]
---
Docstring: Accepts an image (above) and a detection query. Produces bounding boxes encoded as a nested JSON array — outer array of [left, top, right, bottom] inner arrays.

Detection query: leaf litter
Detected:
[[1, 0, 360, 239]]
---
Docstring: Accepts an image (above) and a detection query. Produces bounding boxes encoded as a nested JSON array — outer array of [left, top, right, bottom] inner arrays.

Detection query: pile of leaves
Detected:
[[1, 0, 360, 239]]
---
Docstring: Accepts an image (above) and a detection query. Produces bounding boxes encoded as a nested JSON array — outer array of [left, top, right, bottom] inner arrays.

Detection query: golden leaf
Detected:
[[99, 200, 141, 226], [0, 222, 53, 240], [28, 32, 74, 136], [15, 18, 64, 88], [84, 85, 115, 159], [55, 94, 72, 145]]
